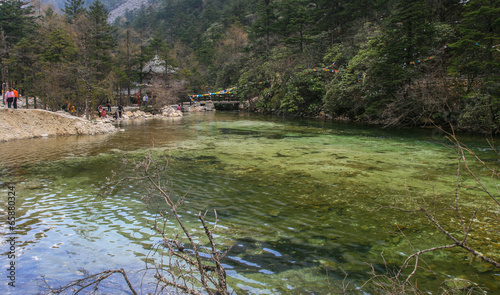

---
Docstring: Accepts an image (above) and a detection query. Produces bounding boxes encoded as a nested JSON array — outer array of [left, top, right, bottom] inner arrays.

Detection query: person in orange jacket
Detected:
[[13, 88, 19, 109]]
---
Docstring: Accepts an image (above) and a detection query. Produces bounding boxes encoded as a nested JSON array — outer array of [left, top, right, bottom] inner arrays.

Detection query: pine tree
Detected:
[[42, 29, 78, 63], [86, 0, 116, 75], [0, 0, 36, 44], [62, 0, 86, 23], [251, 0, 277, 53], [364, 0, 435, 116], [448, 0, 500, 131], [449, 0, 500, 92], [276, 0, 313, 53], [0, 0, 36, 87]]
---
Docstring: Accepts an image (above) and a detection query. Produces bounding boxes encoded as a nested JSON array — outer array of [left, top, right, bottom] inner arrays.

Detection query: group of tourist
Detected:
[[4, 88, 162, 121], [3, 87, 19, 109], [98, 103, 124, 119], [3, 87, 127, 120]]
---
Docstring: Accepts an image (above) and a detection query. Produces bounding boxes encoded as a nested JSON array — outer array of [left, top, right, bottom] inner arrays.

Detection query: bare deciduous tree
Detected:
[[149, 78, 185, 113]]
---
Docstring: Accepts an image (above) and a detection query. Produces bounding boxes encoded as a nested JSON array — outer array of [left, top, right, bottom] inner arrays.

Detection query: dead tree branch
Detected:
[[114, 152, 230, 294], [44, 151, 230, 294], [39, 269, 138, 295], [366, 126, 500, 293]]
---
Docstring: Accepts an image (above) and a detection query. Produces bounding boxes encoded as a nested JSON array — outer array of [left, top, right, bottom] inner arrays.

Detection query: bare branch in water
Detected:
[[43, 151, 229, 294]]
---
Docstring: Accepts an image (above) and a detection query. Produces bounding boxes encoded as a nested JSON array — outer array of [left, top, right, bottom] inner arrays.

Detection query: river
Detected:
[[0, 112, 499, 294]]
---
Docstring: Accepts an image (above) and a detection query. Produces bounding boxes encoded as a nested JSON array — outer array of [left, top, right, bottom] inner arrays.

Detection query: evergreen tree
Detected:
[[251, 0, 278, 53], [276, 0, 313, 53], [148, 31, 170, 57], [62, 0, 86, 23], [0, 0, 36, 87], [42, 29, 78, 63], [0, 0, 36, 44], [86, 0, 116, 75], [200, 0, 219, 24], [364, 0, 436, 117], [5, 37, 38, 98], [449, 0, 499, 92], [427, 0, 463, 23], [312, 0, 346, 46], [448, 0, 500, 131]]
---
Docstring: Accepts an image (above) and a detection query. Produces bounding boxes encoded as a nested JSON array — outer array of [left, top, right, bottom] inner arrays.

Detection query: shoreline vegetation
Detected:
[[2, 0, 499, 135]]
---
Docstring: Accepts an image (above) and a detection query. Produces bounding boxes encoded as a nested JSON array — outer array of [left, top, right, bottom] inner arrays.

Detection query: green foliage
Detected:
[[280, 71, 325, 114], [448, 0, 500, 93], [374, 0, 435, 83], [457, 92, 500, 132], [5, 38, 38, 95], [0, 0, 36, 44], [275, 0, 314, 53], [0, 0, 37, 87], [250, 0, 278, 52], [324, 70, 366, 119], [253, 52, 325, 115], [235, 61, 269, 102], [86, 0, 116, 76], [323, 44, 349, 66], [42, 29, 78, 62], [1, 0, 499, 131]]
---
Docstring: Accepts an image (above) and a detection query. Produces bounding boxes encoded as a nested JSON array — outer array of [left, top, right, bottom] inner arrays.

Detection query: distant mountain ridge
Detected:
[[107, 0, 148, 23]]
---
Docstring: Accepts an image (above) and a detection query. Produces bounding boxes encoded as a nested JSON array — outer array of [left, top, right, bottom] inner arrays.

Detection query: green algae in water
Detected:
[[0, 112, 499, 294]]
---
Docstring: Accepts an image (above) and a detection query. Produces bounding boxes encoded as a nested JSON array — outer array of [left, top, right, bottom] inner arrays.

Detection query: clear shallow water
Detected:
[[0, 112, 499, 294]]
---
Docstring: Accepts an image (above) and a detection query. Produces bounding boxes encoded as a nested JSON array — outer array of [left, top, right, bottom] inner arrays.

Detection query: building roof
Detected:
[[142, 55, 166, 74]]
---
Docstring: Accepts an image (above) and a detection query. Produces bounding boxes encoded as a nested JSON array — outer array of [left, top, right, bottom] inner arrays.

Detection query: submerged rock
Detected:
[[444, 276, 475, 290]]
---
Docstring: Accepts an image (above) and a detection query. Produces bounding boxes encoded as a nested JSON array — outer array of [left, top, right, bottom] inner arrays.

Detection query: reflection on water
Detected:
[[0, 112, 499, 294], [0, 134, 113, 169]]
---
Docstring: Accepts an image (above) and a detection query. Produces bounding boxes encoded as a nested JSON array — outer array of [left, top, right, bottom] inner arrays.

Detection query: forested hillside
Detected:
[[1, 0, 499, 132]]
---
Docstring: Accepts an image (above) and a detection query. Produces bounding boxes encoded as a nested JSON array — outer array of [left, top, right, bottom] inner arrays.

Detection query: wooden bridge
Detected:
[[180, 100, 244, 111]]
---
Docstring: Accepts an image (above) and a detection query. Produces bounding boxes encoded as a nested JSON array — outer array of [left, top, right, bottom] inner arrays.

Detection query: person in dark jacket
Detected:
[[118, 104, 124, 118]]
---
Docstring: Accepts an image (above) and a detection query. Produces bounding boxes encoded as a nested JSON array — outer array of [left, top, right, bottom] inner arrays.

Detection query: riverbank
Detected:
[[0, 109, 117, 142]]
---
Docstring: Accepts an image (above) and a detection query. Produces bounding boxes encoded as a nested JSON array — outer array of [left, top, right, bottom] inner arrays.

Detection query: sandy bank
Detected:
[[0, 109, 117, 142]]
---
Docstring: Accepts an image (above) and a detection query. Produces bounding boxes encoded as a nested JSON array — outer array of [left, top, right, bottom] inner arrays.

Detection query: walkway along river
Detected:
[[0, 112, 499, 293]]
